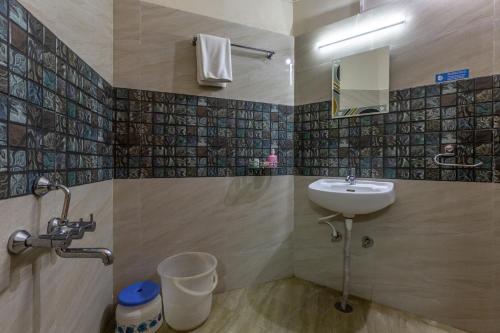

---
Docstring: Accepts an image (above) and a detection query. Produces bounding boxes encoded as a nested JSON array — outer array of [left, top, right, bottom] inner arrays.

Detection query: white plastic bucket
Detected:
[[157, 252, 218, 331]]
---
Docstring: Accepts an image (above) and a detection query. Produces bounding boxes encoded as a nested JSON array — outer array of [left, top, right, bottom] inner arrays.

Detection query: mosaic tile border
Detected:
[[295, 76, 500, 183], [113, 88, 294, 178], [0, 0, 114, 200]]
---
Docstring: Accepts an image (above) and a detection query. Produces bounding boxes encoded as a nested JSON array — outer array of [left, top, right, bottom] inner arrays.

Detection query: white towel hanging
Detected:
[[196, 33, 233, 88]]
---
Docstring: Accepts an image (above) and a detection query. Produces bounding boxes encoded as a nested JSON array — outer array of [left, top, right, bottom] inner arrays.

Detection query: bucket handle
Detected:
[[173, 271, 218, 297]]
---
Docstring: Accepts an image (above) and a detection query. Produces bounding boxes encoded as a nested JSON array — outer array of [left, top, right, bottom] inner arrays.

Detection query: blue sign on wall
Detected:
[[435, 69, 469, 83]]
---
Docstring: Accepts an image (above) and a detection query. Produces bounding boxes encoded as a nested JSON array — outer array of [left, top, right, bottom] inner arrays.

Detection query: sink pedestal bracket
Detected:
[[335, 218, 353, 313]]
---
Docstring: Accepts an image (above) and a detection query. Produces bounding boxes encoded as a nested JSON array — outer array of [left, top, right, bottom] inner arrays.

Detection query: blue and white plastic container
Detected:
[[116, 281, 163, 333]]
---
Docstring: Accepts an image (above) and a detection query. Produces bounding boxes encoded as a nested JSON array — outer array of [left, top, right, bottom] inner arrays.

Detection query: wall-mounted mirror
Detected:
[[332, 46, 390, 118]]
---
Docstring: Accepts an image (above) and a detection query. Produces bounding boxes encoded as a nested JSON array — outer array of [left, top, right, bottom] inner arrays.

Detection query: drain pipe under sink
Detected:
[[335, 218, 353, 313], [318, 214, 354, 313]]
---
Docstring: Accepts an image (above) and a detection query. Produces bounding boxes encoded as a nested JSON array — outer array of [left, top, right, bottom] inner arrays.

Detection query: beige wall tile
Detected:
[[113, 0, 142, 88], [0, 181, 113, 333], [113, 176, 295, 294], [113, 179, 145, 295], [293, 0, 360, 36], [114, 1, 294, 105], [114, 0, 141, 41], [491, 185, 500, 333], [142, 0, 294, 36], [495, 18, 500, 73]]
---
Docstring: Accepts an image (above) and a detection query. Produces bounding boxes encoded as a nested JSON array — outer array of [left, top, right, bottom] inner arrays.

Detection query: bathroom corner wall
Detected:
[[294, 177, 500, 333], [113, 0, 295, 295], [113, 176, 294, 294], [18, 0, 113, 84], [292, 0, 360, 36], [292, 1, 500, 333], [0, 0, 115, 332]]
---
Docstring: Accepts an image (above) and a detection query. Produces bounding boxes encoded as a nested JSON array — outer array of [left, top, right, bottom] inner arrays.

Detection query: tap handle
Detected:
[[66, 214, 96, 232], [62, 225, 86, 239], [65, 221, 94, 229]]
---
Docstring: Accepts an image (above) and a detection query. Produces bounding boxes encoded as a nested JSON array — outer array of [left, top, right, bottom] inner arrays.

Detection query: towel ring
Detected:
[[433, 145, 483, 168]]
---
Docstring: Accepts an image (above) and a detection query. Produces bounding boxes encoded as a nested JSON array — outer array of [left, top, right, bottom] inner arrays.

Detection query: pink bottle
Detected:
[[267, 149, 278, 168]]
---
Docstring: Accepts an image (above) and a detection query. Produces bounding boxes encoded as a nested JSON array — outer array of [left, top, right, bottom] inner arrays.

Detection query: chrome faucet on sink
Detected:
[[345, 168, 356, 185]]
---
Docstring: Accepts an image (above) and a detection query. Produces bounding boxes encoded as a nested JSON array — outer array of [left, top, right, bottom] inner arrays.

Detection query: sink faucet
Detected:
[[345, 168, 356, 185]]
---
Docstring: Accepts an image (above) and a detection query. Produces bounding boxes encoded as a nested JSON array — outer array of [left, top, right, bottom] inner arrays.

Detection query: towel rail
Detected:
[[433, 144, 483, 168], [192, 36, 275, 59]]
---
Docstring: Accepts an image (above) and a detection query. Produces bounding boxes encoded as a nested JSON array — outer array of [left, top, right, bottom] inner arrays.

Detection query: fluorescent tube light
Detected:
[[318, 17, 405, 49]]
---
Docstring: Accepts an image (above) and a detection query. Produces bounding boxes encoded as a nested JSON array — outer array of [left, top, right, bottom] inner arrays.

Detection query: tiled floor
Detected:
[[108, 277, 469, 333]]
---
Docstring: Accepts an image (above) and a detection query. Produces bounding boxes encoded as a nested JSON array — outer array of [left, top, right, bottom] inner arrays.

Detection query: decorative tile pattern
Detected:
[[0, 0, 113, 199], [295, 75, 500, 183], [9, 172, 25, 195], [10, 20, 27, 53], [114, 88, 294, 179], [9, 48, 26, 76], [9, 73, 26, 98], [8, 0, 26, 30]]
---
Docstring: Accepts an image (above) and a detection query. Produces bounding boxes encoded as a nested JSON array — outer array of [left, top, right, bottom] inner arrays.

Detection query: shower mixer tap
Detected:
[[47, 214, 97, 239], [7, 177, 114, 266]]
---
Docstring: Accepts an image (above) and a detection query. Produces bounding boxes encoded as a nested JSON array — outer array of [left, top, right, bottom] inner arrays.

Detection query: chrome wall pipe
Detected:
[[33, 176, 71, 220]]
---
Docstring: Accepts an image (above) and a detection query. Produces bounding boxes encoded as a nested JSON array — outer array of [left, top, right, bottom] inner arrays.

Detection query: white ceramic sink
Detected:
[[308, 178, 395, 217]]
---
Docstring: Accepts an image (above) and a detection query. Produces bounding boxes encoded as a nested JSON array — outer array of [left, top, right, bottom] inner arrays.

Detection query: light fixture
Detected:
[[285, 58, 293, 86], [318, 16, 405, 49]]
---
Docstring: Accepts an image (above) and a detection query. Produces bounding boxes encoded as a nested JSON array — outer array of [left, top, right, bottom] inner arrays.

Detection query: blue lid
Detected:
[[118, 281, 160, 307]]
